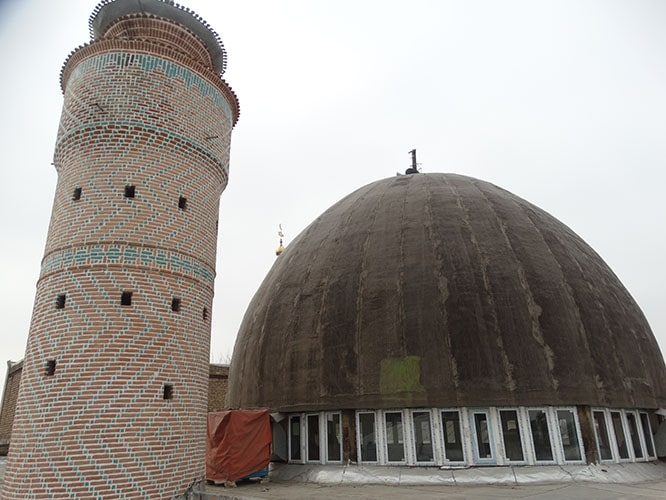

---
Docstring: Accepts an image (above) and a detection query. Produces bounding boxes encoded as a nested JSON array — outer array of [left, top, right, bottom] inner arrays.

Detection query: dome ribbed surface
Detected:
[[228, 173, 666, 411]]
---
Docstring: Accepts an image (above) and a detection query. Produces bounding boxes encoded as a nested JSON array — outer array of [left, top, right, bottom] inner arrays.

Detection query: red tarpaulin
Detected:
[[206, 410, 272, 482]]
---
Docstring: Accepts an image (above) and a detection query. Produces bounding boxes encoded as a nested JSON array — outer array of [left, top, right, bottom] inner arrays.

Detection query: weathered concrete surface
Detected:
[[202, 463, 666, 499], [228, 173, 666, 412], [203, 481, 666, 500], [204, 481, 666, 500], [266, 462, 666, 485], [3, 457, 666, 499]]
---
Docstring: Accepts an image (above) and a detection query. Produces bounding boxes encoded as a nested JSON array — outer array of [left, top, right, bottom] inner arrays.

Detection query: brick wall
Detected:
[[0, 361, 23, 455], [208, 364, 229, 412], [1, 5, 238, 499], [0, 361, 230, 455]]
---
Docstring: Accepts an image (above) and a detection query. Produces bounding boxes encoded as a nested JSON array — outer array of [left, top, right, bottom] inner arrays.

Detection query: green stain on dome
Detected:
[[380, 356, 425, 396]]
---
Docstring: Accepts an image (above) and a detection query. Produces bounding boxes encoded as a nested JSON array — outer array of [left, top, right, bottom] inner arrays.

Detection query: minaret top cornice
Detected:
[[90, 0, 227, 75]]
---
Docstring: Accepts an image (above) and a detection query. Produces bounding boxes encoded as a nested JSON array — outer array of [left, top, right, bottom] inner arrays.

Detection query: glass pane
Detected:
[[593, 411, 613, 460], [358, 413, 377, 462], [625, 413, 643, 459], [473, 413, 492, 459], [441, 411, 464, 462], [385, 412, 405, 462], [556, 410, 581, 461], [307, 414, 320, 461], [529, 410, 553, 461], [611, 411, 629, 459], [412, 411, 434, 462], [327, 413, 341, 461], [499, 410, 524, 461], [640, 413, 655, 457], [290, 416, 301, 460]]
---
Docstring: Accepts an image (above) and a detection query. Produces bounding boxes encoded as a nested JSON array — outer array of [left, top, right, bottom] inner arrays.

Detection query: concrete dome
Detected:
[[228, 173, 666, 412]]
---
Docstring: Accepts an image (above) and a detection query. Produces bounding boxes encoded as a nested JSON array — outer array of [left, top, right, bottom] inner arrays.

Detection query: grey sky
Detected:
[[0, 0, 664, 392]]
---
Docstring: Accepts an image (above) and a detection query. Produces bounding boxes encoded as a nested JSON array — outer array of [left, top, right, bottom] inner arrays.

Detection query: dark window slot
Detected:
[[55, 294, 66, 309], [124, 185, 135, 198], [45, 359, 56, 376], [72, 187, 82, 201], [121, 291, 133, 306], [163, 383, 174, 400], [171, 297, 181, 312], [178, 196, 187, 210]]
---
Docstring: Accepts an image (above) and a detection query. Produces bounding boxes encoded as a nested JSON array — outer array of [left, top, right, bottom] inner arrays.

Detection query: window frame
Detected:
[[439, 409, 467, 465], [324, 411, 343, 464], [623, 410, 645, 462], [288, 414, 303, 463], [497, 407, 527, 464], [591, 408, 615, 462], [469, 408, 496, 465], [305, 413, 321, 463], [638, 411, 656, 459], [410, 409, 435, 465], [383, 410, 407, 464], [609, 409, 632, 462], [526, 407, 557, 464], [553, 407, 585, 464], [356, 411, 378, 464]]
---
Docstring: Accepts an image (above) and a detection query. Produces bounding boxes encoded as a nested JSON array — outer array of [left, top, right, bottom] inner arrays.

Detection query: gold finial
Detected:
[[276, 224, 285, 256]]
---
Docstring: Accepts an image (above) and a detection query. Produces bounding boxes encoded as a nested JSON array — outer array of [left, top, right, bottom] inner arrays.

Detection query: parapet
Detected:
[[90, 0, 227, 75]]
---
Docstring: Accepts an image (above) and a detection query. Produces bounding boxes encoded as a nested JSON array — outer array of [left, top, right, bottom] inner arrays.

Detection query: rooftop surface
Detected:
[[200, 462, 666, 499], [3, 457, 665, 498], [204, 479, 666, 500]]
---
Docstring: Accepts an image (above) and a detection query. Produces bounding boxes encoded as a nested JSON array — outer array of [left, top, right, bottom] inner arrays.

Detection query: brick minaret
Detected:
[[1, 1, 239, 497]]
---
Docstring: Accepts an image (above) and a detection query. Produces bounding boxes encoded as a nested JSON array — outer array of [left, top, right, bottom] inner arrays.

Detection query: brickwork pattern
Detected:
[[1, 8, 237, 499], [104, 16, 215, 70], [0, 362, 23, 454], [208, 364, 229, 412], [1, 362, 229, 456]]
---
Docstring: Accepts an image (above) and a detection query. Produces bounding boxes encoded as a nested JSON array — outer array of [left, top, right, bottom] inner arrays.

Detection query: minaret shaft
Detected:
[[1, 2, 238, 498]]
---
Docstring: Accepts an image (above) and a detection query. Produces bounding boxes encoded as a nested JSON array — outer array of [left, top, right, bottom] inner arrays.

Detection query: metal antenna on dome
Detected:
[[405, 149, 420, 175]]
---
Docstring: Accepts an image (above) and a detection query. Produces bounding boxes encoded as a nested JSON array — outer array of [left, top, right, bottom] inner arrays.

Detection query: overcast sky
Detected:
[[0, 0, 664, 392]]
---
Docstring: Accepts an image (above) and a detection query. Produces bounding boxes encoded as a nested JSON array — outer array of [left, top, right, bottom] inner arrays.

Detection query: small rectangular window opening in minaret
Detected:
[[178, 196, 187, 210], [163, 383, 174, 400], [55, 294, 66, 309], [45, 359, 56, 376], [203, 307, 209, 320], [72, 187, 82, 201], [121, 291, 133, 306], [124, 185, 136, 198], [171, 297, 181, 312]]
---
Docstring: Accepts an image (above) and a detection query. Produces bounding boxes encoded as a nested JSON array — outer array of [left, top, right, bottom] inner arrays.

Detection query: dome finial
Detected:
[[275, 224, 285, 256]]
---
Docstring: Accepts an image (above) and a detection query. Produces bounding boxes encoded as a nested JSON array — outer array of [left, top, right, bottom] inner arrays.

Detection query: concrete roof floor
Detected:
[[204, 462, 666, 500], [204, 478, 666, 500], [2, 458, 665, 498]]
